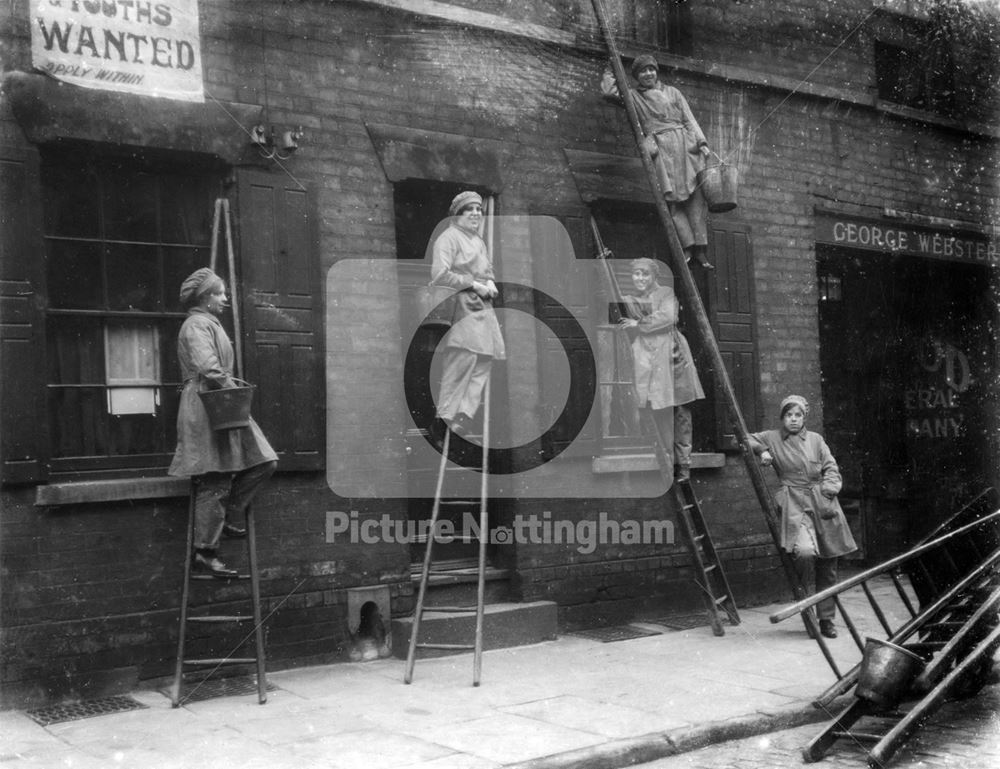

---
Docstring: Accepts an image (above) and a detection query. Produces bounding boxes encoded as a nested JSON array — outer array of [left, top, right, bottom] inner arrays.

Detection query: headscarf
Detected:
[[179, 267, 222, 306], [780, 394, 810, 417], [630, 257, 663, 279], [630, 54, 658, 79], [448, 191, 484, 217]]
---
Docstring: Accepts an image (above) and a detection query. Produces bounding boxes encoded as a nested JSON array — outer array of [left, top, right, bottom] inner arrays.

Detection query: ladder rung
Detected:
[[188, 615, 252, 623], [833, 731, 882, 742], [183, 657, 257, 666], [714, 595, 731, 606], [416, 643, 475, 650], [190, 574, 250, 581], [411, 534, 479, 544], [682, 503, 696, 512], [703, 564, 717, 573], [440, 499, 480, 506], [423, 606, 477, 613]]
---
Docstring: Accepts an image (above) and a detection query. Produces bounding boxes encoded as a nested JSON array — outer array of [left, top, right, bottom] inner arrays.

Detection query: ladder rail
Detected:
[[172, 481, 267, 707], [473, 378, 491, 686], [404, 430, 452, 685]]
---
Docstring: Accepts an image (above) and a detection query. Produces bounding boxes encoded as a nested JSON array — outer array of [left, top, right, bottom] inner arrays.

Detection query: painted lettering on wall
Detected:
[[815, 216, 997, 267], [904, 337, 971, 440], [31, 1, 203, 102]]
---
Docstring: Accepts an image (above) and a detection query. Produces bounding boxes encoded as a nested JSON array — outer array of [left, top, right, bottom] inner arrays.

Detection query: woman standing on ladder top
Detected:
[[169, 268, 277, 578], [601, 54, 715, 270], [429, 191, 506, 444], [618, 258, 704, 483], [749, 395, 858, 639]]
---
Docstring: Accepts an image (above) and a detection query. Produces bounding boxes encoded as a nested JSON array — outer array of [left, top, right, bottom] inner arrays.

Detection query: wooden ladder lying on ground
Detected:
[[171, 479, 267, 707], [769, 489, 1000, 767]]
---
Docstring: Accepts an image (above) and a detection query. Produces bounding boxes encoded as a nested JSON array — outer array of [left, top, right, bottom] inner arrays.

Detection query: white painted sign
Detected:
[[31, 0, 204, 103]]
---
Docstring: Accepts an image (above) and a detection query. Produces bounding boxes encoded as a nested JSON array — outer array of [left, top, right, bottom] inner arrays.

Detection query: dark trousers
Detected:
[[193, 460, 276, 551]]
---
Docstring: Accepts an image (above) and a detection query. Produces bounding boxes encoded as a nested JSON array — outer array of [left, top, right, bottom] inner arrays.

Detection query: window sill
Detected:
[[35, 477, 190, 506], [591, 452, 726, 474]]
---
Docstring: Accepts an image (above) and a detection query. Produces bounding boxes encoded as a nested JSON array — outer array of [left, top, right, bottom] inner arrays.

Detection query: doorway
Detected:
[[817, 248, 996, 561]]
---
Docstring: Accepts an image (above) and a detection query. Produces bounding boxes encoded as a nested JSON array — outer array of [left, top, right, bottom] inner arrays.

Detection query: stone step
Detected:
[[410, 560, 513, 604], [391, 600, 558, 659]]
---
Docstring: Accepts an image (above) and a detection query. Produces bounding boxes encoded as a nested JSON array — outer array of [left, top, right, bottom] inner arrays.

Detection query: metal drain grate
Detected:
[[26, 695, 148, 726], [649, 612, 724, 631], [567, 625, 662, 643], [169, 676, 277, 704]]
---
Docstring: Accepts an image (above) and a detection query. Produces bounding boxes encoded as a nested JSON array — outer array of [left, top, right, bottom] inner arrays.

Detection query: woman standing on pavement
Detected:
[[169, 267, 277, 578], [618, 257, 704, 483], [749, 395, 858, 638], [429, 191, 506, 442]]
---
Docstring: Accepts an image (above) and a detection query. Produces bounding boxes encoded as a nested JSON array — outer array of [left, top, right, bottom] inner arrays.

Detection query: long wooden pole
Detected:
[[589, 0, 811, 608]]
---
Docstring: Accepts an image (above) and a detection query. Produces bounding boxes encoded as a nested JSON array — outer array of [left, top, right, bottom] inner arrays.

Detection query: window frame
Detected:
[[39, 146, 223, 479]]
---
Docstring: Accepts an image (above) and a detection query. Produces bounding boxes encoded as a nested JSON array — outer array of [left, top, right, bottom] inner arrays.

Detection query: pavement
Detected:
[[0, 575, 952, 769]]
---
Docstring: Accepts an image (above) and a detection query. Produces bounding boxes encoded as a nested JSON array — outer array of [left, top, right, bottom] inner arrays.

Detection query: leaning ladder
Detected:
[[170, 478, 268, 706], [591, 216, 739, 635], [590, 0, 821, 636], [404, 380, 491, 686]]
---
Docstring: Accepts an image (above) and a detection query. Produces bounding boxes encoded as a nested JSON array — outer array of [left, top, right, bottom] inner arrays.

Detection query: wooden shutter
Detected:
[[235, 170, 324, 471], [0, 146, 48, 484], [707, 222, 760, 449]]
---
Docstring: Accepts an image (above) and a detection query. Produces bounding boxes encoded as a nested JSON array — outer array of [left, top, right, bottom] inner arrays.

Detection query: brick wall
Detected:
[[1, 0, 996, 706]]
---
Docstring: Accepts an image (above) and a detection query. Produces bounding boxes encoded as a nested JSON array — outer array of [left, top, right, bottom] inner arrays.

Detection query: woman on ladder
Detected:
[[428, 191, 506, 445], [618, 258, 704, 483], [169, 268, 277, 578]]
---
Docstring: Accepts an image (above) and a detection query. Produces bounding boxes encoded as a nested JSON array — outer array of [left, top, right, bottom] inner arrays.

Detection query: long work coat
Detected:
[[748, 428, 858, 558], [168, 308, 277, 478], [601, 72, 708, 202], [431, 224, 506, 359], [624, 285, 704, 410]]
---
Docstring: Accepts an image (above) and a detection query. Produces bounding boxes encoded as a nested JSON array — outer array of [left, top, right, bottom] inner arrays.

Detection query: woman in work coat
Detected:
[[749, 395, 858, 638], [429, 191, 506, 441], [601, 54, 714, 269], [619, 258, 704, 482], [169, 268, 277, 578]]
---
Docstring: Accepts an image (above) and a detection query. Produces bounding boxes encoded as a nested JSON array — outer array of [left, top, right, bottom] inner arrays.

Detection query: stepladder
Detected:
[[171, 477, 268, 707], [404, 382, 492, 686]]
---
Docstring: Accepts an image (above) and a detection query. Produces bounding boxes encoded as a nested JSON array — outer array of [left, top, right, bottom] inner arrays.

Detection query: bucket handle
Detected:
[[201, 376, 253, 391], [706, 149, 731, 168]]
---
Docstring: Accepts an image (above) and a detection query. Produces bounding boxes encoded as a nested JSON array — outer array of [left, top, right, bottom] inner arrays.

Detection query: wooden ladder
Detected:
[[170, 478, 267, 706], [671, 478, 741, 635], [591, 215, 739, 635], [803, 567, 1000, 766], [404, 381, 491, 686]]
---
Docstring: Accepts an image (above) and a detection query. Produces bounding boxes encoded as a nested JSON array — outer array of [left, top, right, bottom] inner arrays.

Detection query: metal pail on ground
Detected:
[[198, 381, 255, 430], [696, 163, 739, 213], [855, 638, 925, 709]]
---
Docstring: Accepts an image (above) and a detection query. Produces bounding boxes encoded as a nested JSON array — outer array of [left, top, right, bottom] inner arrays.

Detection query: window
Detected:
[[41, 148, 220, 476], [875, 39, 954, 113], [588, 202, 716, 454], [607, 0, 692, 54]]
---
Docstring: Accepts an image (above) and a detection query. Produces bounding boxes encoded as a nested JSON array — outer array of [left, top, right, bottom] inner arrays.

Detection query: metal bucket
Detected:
[[198, 381, 254, 431], [856, 638, 925, 709], [697, 163, 739, 213]]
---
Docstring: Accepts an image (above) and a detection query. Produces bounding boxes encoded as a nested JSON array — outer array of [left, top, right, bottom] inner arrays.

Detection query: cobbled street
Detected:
[[638, 683, 1000, 769]]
